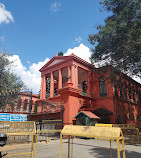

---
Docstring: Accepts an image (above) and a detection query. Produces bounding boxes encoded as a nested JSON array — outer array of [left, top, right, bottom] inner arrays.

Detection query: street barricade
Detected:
[[0, 121, 37, 158], [113, 123, 140, 143], [95, 123, 140, 143], [95, 123, 113, 127], [36, 120, 62, 142], [60, 125, 125, 158]]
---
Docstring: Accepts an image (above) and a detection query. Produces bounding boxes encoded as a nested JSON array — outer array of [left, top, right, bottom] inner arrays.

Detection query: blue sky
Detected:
[[2, 0, 140, 93], [0, 0, 112, 92], [0, 0, 110, 65]]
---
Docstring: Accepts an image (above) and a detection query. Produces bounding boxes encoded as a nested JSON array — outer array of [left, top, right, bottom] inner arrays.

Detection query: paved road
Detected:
[[36, 138, 141, 158], [1, 138, 141, 158]]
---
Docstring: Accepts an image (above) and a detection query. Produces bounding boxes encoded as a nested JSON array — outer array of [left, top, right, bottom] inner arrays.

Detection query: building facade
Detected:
[[0, 92, 39, 115], [36, 54, 141, 126]]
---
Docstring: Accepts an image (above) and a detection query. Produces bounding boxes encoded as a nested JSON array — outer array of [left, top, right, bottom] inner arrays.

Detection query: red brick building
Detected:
[[35, 54, 141, 126], [1, 92, 39, 115]]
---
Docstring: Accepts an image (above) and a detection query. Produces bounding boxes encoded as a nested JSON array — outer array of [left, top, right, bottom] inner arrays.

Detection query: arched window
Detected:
[[99, 76, 107, 97]]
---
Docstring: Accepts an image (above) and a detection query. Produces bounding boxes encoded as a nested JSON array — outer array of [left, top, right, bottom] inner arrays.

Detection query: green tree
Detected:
[[89, 0, 141, 77], [0, 52, 23, 111]]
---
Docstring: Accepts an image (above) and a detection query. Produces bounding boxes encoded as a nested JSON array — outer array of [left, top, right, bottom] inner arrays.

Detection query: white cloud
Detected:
[[64, 43, 91, 63], [0, 3, 14, 24], [50, 1, 61, 12], [75, 36, 82, 43], [8, 55, 49, 93]]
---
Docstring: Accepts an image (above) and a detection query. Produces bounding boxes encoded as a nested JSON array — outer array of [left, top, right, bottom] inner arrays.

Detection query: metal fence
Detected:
[[36, 119, 62, 141], [0, 121, 37, 158]]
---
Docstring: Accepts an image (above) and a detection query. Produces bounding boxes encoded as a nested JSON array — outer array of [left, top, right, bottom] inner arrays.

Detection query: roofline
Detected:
[[70, 54, 95, 68], [19, 92, 39, 98], [96, 66, 141, 87], [39, 54, 95, 72], [74, 110, 100, 119], [39, 55, 70, 72]]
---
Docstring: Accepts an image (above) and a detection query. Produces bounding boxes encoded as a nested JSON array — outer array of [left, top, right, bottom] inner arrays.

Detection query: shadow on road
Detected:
[[89, 147, 141, 158]]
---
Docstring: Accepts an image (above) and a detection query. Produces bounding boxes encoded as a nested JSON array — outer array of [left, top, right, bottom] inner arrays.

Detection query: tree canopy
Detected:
[[0, 52, 23, 111], [89, 0, 141, 77]]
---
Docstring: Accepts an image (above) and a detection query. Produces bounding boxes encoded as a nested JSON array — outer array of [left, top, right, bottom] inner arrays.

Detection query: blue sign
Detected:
[[0, 113, 27, 122], [0, 113, 10, 121], [20, 114, 27, 121], [11, 114, 21, 121]]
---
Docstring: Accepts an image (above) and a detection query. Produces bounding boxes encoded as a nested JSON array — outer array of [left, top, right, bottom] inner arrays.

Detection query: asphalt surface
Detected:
[[1, 138, 141, 158], [36, 138, 141, 158]]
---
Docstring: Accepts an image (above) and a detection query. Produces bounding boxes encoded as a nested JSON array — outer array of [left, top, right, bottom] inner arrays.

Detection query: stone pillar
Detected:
[[40, 76, 43, 99], [75, 66, 78, 88], [50, 72, 54, 97], [58, 69, 62, 89], [40, 75, 46, 99], [71, 65, 75, 87], [87, 71, 91, 97]]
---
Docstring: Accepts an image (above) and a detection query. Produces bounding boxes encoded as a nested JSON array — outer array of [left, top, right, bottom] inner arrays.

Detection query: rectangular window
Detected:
[[99, 77, 107, 97]]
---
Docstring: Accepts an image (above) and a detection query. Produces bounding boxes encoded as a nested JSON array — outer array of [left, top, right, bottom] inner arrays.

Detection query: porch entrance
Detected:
[[93, 107, 113, 124]]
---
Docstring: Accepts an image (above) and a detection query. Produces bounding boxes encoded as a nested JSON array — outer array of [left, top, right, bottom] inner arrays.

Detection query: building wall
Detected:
[[2, 92, 39, 115], [38, 55, 141, 126]]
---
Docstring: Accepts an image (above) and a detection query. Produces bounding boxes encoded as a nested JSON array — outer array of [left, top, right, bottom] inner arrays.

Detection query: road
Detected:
[[37, 138, 141, 158], [1, 138, 141, 158]]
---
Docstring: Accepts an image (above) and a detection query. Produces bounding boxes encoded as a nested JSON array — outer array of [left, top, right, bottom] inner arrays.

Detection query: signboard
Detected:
[[0, 113, 27, 122], [0, 113, 10, 121], [11, 114, 21, 122], [20, 114, 27, 121]]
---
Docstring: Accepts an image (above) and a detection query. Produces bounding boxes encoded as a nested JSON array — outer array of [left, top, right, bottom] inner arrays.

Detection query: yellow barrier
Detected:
[[60, 125, 125, 158], [0, 121, 37, 158], [113, 124, 140, 143], [95, 123, 113, 127], [95, 123, 140, 143]]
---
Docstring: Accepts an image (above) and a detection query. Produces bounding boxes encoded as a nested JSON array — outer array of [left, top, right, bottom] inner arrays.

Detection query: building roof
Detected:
[[39, 53, 95, 72], [19, 92, 39, 98], [74, 111, 100, 119]]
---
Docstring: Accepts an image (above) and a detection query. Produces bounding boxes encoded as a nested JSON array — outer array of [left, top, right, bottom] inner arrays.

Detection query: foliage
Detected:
[[89, 0, 141, 77], [0, 52, 23, 111]]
